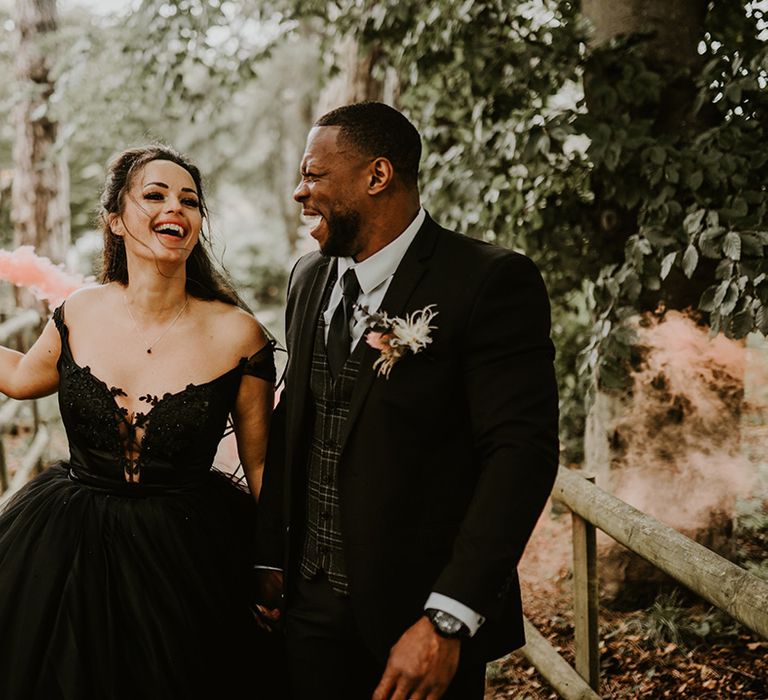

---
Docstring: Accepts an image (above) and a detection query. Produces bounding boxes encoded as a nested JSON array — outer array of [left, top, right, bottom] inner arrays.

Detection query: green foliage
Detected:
[[612, 589, 743, 650], [733, 498, 768, 581], [1, 1, 322, 301], [49, 0, 293, 238], [289, 0, 768, 458], [582, 14, 768, 347], [290, 0, 595, 459], [624, 590, 703, 648]]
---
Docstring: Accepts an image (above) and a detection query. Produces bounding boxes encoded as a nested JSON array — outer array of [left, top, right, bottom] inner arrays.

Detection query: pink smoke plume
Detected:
[[521, 310, 767, 592], [0, 246, 90, 308], [607, 311, 756, 532]]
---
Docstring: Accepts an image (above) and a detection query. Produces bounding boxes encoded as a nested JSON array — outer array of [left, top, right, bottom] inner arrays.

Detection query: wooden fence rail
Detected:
[[0, 308, 49, 506], [519, 466, 768, 699]]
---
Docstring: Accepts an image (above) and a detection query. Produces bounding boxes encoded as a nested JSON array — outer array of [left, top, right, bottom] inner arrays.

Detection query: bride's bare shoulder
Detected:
[[199, 300, 268, 355], [58, 283, 118, 322]]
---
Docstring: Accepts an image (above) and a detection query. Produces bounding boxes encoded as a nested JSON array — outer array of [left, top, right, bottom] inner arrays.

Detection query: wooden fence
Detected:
[[519, 467, 768, 700], [0, 309, 50, 509]]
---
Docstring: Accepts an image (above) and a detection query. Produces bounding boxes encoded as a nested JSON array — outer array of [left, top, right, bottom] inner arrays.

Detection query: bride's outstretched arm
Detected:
[[233, 372, 274, 502], [0, 317, 61, 400]]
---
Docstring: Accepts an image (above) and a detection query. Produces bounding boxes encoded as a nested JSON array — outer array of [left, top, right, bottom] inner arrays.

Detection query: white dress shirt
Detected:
[[323, 208, 425, 348], [323, 207, 485, 637]]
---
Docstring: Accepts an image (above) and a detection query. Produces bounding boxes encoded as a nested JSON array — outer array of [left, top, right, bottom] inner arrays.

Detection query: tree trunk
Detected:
[[317, 35, 399, 114], [11, 0, 70, 266], [582, 0, 707, 67]]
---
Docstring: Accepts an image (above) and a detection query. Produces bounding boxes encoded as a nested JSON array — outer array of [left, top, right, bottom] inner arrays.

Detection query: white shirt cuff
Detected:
[[424, 592, 486, 637]]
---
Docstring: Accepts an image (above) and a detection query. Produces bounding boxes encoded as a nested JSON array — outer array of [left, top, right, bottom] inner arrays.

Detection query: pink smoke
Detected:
[[521, 310, 765, 588], [608, 311, 755, 532], [0, 246, 90, 308]]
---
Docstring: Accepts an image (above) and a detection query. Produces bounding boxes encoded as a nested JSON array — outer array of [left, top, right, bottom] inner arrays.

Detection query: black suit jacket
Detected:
[[259, 214, 559, 662]]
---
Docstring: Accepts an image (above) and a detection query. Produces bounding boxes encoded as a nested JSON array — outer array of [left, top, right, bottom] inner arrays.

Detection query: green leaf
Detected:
[[683, 208, 705, 235], [723, 230, 742, 261], [757, 283, 768, 306], [699, 285, 717, 312], [713, 279, 730, 307], [664, 165, 679, 184], [730, 196, 748, 218], [715, 259, 734, 279], [682, 244, 699, 278], [604, 141, 622, 171], [623, 271, 642, 301], [725, 82, 742, 103], [721, 284, 739, 315], [688, 170, 703, 191], [647, 145, 666, 165], [660, 252, 677, 280], [740, 233, 764, 257], [730, 309, 754, 338], [699, 226, 726, 258]]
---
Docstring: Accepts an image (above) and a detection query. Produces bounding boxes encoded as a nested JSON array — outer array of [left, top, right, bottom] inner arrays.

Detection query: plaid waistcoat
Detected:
[[298, 289, 364, 596]]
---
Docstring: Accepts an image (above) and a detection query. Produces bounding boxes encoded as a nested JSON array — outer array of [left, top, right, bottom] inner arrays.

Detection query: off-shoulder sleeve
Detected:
[[52, 303, 65, 333], [242, 340, 277, 384], [52, 303, 71, 347]]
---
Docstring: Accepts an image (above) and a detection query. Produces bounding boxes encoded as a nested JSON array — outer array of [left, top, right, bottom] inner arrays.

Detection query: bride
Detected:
[[0, 145, 281, 698]]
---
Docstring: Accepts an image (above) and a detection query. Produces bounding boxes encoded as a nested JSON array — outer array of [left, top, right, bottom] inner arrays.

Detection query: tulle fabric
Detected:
[[0, 463, 281, 699]]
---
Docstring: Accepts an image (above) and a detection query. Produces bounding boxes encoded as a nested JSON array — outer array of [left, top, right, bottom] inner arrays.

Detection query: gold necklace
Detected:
[[123, 293, 189, 354]]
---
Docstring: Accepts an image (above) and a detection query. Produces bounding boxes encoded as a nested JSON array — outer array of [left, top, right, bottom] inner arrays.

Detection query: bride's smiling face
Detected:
[[110, 159, 202, 265]]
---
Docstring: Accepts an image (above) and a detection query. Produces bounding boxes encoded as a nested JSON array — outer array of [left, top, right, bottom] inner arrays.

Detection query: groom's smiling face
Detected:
[[294, 126, 371, 259]]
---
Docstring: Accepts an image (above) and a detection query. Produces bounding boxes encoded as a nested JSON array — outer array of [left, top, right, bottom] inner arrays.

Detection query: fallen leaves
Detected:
[[485, 585, 768, 699]]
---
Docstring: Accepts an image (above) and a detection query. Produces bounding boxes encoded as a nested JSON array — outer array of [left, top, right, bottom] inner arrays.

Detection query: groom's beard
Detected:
[[321, 209, 362, 258]]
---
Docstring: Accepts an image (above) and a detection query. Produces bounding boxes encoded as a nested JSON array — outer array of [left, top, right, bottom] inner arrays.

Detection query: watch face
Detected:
[[436, 612, 462, 635], [427, 609, 466, 637]]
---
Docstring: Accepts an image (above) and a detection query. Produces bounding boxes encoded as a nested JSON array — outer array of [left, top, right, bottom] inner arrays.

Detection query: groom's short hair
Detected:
[[315, 101, 421, 189]]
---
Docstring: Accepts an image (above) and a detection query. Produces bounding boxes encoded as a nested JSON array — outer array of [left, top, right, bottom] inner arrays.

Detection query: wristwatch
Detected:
[[424, 608, 471, 639]]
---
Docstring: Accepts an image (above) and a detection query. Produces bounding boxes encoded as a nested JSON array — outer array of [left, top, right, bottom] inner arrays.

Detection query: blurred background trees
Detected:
[[0, 0, 766, 463]]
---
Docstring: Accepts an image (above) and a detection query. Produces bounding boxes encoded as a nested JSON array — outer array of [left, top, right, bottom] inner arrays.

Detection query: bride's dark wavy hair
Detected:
[[99, 144, 246, 308]]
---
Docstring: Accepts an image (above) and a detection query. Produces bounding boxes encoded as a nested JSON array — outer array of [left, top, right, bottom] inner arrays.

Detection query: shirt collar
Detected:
[[336, 208, 426, 294]]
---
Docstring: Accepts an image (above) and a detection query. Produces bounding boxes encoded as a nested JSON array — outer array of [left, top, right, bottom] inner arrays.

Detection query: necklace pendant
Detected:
[[147, 348, 152, 354]]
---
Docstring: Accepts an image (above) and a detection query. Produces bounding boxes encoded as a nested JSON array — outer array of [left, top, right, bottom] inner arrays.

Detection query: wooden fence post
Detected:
[[572, 472, 600, 692]]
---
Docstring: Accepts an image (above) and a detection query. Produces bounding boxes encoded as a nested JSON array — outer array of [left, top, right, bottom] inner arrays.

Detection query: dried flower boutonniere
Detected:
[[358, 304, 438, 379]]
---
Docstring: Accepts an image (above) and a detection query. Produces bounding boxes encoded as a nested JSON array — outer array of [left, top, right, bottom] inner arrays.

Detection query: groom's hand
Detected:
[[372, 616, 460, 700], [253, 569, 283, 630]]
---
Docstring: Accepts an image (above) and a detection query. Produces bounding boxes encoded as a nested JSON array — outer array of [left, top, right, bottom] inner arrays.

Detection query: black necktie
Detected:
[[327, 267, 361, 378]]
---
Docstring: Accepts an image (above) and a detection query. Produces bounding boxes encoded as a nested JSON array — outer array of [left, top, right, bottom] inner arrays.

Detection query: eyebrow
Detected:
[[143, 181, 199, 195]]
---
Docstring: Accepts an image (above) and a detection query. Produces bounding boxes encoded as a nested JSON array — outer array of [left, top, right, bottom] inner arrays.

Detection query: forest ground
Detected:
[[486, 505, 768, 699]]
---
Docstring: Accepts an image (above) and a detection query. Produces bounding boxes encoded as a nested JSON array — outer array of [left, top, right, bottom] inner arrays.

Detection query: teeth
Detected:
[[301, 213, 322, 228], [154, 223, 184, 236]]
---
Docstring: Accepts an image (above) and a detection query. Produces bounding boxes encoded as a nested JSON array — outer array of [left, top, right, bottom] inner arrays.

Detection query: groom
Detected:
[[258, 101, 559, 699]]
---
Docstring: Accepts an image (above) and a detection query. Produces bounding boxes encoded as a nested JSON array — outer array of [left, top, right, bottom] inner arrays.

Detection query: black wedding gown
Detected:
[[0, 305, 282, 699]]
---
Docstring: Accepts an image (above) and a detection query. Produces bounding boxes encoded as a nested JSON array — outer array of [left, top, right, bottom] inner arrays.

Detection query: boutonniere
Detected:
[[357, 304, 438, 379]]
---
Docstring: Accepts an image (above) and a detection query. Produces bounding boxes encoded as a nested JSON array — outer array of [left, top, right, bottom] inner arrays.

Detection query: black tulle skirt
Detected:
[[0, 463, 284, 699]]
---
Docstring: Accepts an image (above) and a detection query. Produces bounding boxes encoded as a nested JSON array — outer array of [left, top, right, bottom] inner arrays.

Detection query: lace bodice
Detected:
[[53, 304, 275, 487]]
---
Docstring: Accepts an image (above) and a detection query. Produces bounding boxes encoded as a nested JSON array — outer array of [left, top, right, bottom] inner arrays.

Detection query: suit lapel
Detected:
[[339, 216, 441, 451], [286, 257, 334, 460]]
